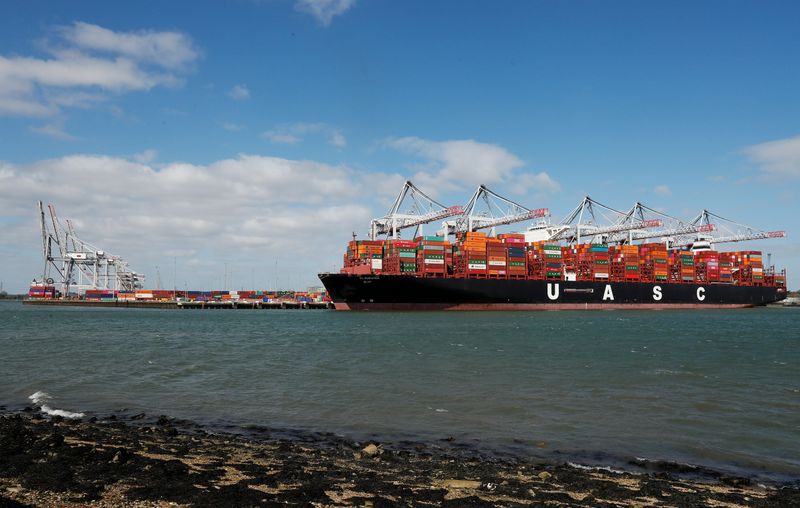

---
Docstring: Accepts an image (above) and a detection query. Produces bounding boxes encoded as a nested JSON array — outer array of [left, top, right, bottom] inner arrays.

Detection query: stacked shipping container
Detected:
[[694, 251, 720, 283], [454, 232, 488, 276], [382, 239, 417, 274], [669, 251, 696, 284], [528, 242, 564, 280], [344, 240, 384, 272], [566, 243, 609, 281], [499, 233, 527, 278], [610, 245, 640, 282], [486, 238, 508, 277], [336, 237, 784, 289], [639, 243, 668, 283], [27, 285, 56, 299], [415, 236, 448, 277]]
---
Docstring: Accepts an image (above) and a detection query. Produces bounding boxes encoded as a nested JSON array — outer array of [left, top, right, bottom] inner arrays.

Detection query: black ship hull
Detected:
[[318, 273, 787, 310]]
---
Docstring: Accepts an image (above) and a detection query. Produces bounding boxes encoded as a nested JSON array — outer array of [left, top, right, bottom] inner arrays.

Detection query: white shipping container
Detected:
[[488, 260, 507, 266], [424, 258, 444, 265], [544, 249, 561, 255], [371, 259, 383, 269], [468, 263, 486, 270]]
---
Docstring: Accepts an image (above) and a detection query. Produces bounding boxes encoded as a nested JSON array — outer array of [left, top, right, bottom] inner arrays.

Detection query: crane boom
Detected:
[[469, 208, 549, 231], [370, 181, 462, 239], [447, 185, 549, 235], [676, 209, 787, 248], [672, 229, 785, 248], [549, 197, 665, 243], [627, 223, 715, 242], [550, 219, 663, 241]]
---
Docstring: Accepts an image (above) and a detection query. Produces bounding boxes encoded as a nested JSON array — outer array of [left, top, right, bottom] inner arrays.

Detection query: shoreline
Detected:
[[1, 411, 798, 507]]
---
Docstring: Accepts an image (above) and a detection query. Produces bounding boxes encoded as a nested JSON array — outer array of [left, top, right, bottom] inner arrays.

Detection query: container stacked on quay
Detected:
[[26, 288, 330, 305], [322, 236, 787, 310]]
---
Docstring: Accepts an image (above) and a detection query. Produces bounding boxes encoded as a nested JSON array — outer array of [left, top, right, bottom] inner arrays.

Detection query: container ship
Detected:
[[319, 183, 787, 310]]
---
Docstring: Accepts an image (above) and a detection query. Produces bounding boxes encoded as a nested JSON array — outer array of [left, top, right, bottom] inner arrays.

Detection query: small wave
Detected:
[[29, 391, 85, 419], [567, 462, 625, 474], [427, 406, 449, 413]]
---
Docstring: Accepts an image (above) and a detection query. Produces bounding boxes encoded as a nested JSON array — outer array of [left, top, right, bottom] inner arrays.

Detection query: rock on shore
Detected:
[[1, 413, 798, 507]]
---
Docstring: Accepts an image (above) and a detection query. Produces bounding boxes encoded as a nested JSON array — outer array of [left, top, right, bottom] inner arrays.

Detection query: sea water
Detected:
[[1, 301, 798, 482]]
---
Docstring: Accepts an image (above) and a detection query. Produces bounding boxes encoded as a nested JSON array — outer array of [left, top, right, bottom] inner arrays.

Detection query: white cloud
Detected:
[[385, 137, 526, 190], [220, 122, 244, 131], [295, 0, 356, 26], [262, 122, 344, 147], [58, 22, 199, 68], [262, 131, 301, 144], [134, 149, 158, 164], [329, 130, 347, 148], [0, 22, 199, 117], [515, 172, 561, 196], [29, 119, 76, 140], [744, 135, 800, 178], [0, 153, 375, 291], [654, 184, 672, 196], [227, 84, 250, 101]]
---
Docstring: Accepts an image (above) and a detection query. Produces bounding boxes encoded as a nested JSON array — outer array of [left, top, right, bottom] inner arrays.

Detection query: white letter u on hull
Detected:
[[547, 283, 559, 300]]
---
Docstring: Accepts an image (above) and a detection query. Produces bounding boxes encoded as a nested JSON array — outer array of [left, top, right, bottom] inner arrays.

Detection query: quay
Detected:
[[23, 299, 333, 310]]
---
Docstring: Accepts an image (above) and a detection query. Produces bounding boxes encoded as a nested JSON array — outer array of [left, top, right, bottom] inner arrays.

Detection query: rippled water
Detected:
[[1, 301, 798, 481]]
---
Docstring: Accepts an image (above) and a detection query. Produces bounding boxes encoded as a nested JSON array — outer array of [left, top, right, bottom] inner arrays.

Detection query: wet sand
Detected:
[[1, 412, 798, 507]]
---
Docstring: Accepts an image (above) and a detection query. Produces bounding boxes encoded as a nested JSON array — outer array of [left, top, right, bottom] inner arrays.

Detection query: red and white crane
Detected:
[[369, 181, 463, 240], [442, 185, 549, 236], [670, 209, 786, 248]]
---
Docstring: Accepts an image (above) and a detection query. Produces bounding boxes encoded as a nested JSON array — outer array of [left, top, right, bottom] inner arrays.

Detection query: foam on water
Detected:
[[29, 391, 85, 419], [566, 462, 626, 474]]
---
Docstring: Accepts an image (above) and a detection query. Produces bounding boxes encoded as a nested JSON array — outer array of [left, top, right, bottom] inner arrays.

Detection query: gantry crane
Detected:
[[669, 209, 786, 248], [442, 185, 549, 237], [369, 181, 463, 239], [537, 196, 662, 244], [37, 201, 144, 295], [603, 202, 716, 246]]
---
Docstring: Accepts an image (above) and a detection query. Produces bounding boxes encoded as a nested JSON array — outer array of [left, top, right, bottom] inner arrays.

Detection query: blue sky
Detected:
[[1, 0, 798, 292]]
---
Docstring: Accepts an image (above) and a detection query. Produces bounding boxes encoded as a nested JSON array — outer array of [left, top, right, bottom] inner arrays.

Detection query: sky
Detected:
[[1, 0, 799, 292]]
